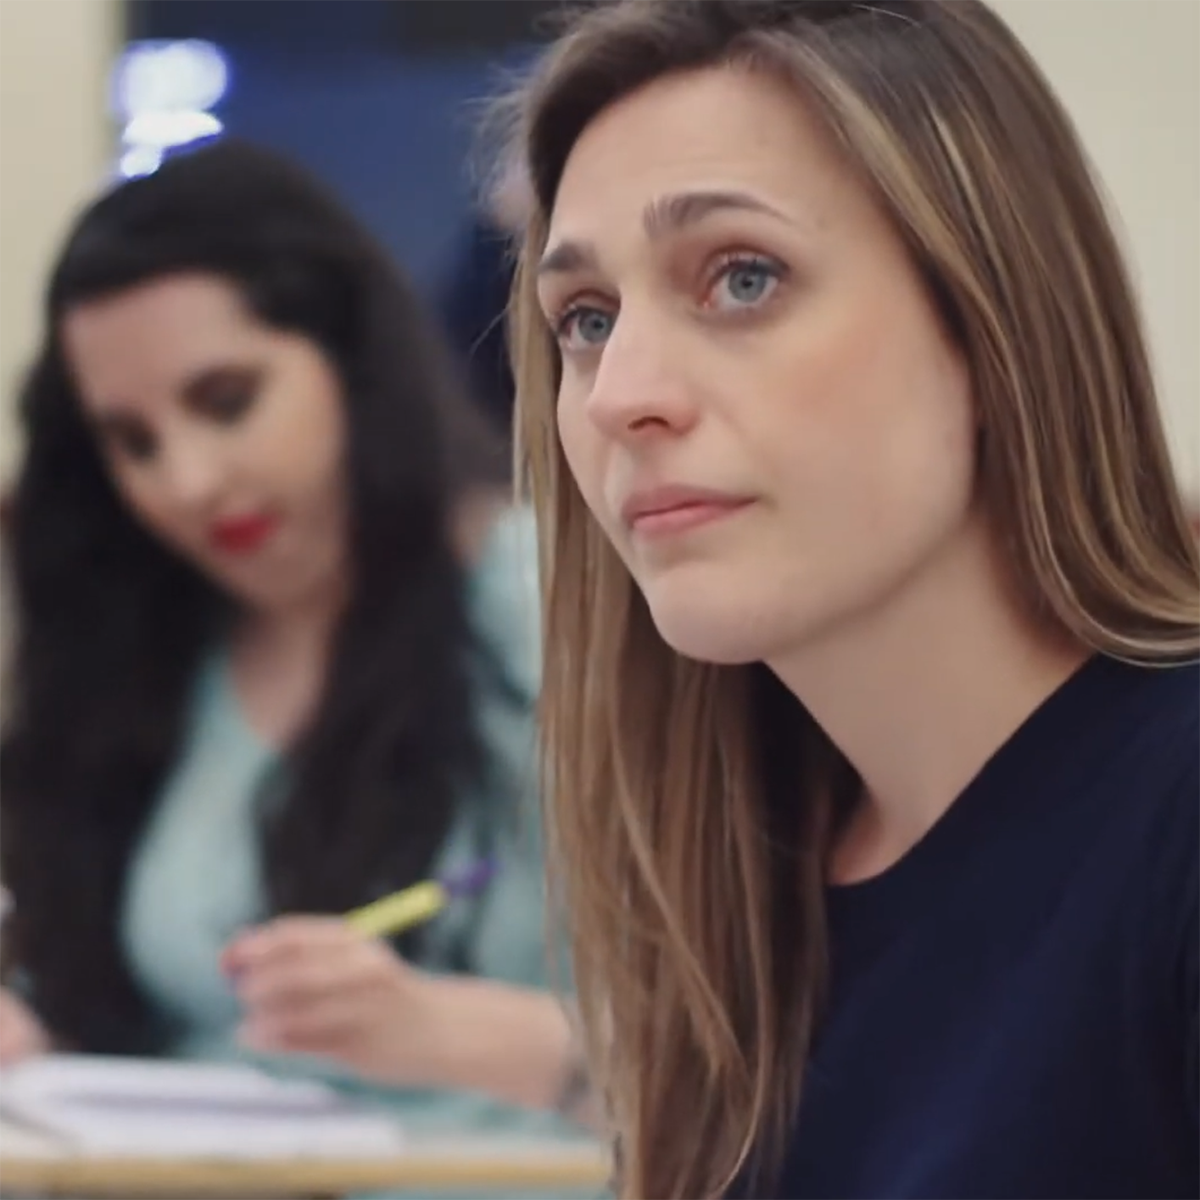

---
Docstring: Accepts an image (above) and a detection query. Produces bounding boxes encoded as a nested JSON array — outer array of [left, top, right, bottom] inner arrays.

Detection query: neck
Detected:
[[227, 578, 348, 747], [237, 577, 347, 665], [768, 512, 1087, 881]]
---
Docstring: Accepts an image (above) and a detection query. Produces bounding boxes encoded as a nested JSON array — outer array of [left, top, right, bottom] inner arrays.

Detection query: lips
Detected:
[[209, 513, 280, 554], [620, 485, 754, 537]]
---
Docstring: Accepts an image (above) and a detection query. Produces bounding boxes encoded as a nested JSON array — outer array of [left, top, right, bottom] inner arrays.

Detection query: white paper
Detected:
[[0, 1054, 405, 1159]]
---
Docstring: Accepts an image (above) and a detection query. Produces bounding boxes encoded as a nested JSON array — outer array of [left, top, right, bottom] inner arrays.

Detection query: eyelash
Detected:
[[550, 251, 788, 349], [99, 380, 259, 465], [204, 386, 256, 423], [702, 252, 786, 311], [109, 427, 157, 463], [552, 302, 607, 348]]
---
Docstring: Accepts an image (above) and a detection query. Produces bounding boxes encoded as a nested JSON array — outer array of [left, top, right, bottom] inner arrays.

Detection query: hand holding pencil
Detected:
[[220, 860, 496, 1083], [221, 914, 447, 1083]]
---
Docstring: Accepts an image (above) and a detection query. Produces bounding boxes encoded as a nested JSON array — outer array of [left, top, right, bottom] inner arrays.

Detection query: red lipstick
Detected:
[[209, 513, 279, 555]]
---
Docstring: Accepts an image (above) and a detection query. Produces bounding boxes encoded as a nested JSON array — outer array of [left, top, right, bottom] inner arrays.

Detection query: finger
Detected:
[[0, 1027, 17, 1063], [0, 1038, 32, 1065], [236, 943, 393, 1013], [0, 1020, 37, 1066], [223, 916, 363, 975], [239, 993, 376, 1055], [226, 915, 354, 965]]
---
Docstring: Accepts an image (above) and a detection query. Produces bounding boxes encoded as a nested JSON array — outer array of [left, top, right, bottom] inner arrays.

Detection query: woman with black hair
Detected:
[[0, 140, 584, 1134]]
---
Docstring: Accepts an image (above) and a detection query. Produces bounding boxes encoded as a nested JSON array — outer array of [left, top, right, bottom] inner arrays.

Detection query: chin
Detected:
[[641, 581, 784, 666], [212, 565, 303, 615]]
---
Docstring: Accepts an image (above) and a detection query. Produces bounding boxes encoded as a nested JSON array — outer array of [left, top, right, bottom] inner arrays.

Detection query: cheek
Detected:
[[829, 362, 977, 576], [779, 287, 976, 522], [262, 386, 347, 492], [865, 347, 976, 521], [556, 390, 606, 515], [108, 466, 172, 533], [108, 470, 201, 564], [297, 412, 347, 489]]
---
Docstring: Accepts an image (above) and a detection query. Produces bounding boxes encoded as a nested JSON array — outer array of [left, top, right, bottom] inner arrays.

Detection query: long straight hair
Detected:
[[502, 3, 1200, 1196]]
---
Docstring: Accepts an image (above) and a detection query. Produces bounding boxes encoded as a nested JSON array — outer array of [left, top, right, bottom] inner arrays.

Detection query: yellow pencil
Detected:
[[346, 881, 446, 938], [345, 859, 495, 939]]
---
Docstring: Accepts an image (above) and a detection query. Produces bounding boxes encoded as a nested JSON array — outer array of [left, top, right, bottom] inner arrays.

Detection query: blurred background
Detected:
[[1, 0, 1198, 489]]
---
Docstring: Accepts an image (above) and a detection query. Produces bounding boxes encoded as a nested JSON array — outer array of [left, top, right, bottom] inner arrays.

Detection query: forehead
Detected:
[[547, 65, 853, 246], [62, 273, 261, 403]]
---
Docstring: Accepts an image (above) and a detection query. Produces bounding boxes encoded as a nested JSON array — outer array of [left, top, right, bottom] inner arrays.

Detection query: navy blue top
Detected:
[[768, 654, 1198, 1199]]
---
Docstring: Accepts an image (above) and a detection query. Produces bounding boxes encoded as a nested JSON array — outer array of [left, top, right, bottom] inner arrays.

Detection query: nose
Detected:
[[583, 312, 699, 443], [156, 432, 228, 512]]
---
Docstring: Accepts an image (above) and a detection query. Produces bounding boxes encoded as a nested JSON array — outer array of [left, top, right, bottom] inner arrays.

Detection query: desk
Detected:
[[0, 1122, 611, 1198]]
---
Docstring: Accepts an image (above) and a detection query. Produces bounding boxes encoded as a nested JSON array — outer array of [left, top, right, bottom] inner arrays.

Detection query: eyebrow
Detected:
[[86, 363, 258, 424], [537, 188, 794, 280], [179, 362, 259, 407]]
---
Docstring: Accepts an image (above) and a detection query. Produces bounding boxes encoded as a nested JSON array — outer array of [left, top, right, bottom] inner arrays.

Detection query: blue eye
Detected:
[[707, 257, 783, 312], [557, 305, 615, 352]]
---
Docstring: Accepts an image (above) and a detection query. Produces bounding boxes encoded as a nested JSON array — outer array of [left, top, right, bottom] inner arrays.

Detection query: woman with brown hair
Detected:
[[502, 1, 1199, 1196]]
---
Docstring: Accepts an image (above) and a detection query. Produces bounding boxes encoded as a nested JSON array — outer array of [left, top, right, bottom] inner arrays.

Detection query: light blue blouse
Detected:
[[118, 508, 577, 1150]]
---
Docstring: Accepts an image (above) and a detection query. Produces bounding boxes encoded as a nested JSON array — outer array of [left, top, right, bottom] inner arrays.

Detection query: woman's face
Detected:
[[540, 66, 979, 665], [63, 272, 349, 614]]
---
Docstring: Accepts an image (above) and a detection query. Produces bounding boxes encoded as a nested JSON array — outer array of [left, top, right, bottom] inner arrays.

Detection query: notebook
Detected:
[[0, 1054, 406, 1158]]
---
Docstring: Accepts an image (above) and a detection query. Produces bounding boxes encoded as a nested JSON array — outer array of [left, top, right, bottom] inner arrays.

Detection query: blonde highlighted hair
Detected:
[[501, 3, 1200, 1195]]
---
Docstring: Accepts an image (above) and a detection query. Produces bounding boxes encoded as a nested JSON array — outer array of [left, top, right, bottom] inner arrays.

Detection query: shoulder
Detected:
[[465, 505, 541, 701], [1056, 658, 1197, 948], [1106, 656, 1196, 835], [1109, 660, 1197, 996], [1117, 658, 1197, 838], [1139, 664, 1198, 1093]]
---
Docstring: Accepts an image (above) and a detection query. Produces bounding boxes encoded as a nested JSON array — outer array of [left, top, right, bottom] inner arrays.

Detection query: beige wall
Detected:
[[992, 0, 1200, 498], [0, 0, 117, 480]]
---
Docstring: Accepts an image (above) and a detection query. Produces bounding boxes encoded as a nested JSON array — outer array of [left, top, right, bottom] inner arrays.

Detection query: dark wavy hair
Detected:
[[0, 139, 508, 1053]]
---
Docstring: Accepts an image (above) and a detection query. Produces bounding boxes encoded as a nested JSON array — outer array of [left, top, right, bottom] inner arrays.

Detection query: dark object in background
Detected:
[[437, 219, 518, 454], [127, 0, 565, 55], [389, 1, 568, 53]]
